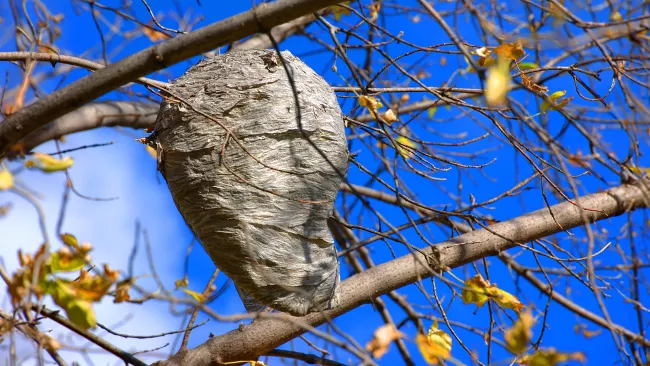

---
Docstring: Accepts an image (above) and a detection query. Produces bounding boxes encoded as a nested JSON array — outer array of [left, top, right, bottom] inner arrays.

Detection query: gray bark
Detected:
[[0, 0, 345, 157], [153, 181, 649, 366], [152, 49, 348, 316]]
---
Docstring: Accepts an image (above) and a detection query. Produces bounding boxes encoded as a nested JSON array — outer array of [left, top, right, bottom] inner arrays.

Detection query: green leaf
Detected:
[[49, 252, 86, 273], [541, 90, 567, 112], [518, 62, 539, 70], [48, 279, 97, 330], [183, 288, 205, 302], [427, 107, 437, 119]]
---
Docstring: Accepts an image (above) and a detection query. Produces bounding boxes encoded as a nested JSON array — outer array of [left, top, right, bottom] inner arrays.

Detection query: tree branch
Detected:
[[499, 252, 650, 347], [0, 0, 344, 157], [7, 6, 327, 154], [15, 101, 158, 154], [153, 182, 649, 365]]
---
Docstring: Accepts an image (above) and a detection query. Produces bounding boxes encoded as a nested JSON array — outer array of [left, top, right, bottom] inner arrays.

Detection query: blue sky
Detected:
[[1, 0, 648, 365]]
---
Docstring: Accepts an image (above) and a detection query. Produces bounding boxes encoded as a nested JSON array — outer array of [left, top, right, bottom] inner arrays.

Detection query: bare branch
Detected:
[[0, 0, 345, 157], [16, 101, 158, 154], [153, 182, 650, 365]]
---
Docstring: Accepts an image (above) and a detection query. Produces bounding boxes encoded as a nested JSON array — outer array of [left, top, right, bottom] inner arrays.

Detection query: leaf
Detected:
[[427, 107, 438, 119], [463, 274, 524, 312], [41, 334, 62, 353], [609, 10, 623, 22], [0, 202, 12, 217], [520, 73, 548, 94], [485, 55, 512, 107], [70, 268, 118, 302], [183, 288, 205, 303], [114, 279, 132, 303], [103, 264, 120, 282], [427, 322, 452, 356], [488, 287, 525, 312], [0, 169, 14, 190], [395, 136, 417, 160], [365, 324, 404, 359], [505, 310, 534, 354], [49, 279, 97, 330], [60, 233, 80, 251], [146, 145, 157, 159], [330, 2, 351, 20], [25, 153, 73, 172], [416, 332, 450, 365], [541, 90, 567, 112], [627, 165, 650, 176], [359, 95, 384, 119], [461, 274, 490, 308], [518, 348, 586, 365], [49, 250, 86, 273], [574, 324, 601, 339], [518, 62, 539, 70], [142, 25, 170, 42], [369, 1, 381, 21], [175, 276, 189, 289], [493, 42, 525, 61], [383, 109, 398, 124]]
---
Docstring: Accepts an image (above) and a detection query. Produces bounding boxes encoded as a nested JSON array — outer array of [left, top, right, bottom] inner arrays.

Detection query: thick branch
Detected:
[[153, 182, 649, 366], [16, 101, 158, 153], [9, 8, 324, 153], [231, 13, 317, 51], [0, 0, 344, 157]]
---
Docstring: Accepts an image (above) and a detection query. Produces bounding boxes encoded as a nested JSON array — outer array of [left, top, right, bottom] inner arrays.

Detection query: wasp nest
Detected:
[[151, 50, 348, 316]]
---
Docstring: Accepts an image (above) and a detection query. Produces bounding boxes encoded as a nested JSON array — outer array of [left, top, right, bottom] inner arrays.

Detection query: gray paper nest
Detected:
[[151, 50, 348, 316]]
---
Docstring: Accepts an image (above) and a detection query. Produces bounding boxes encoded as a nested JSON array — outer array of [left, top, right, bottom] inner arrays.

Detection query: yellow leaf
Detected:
[[505, 310, 534, 354], [25, 153, 73, 172], [60, 233, 80, 251], [627, 165, 650, 176], [359, 95, 384, 119], [395, 136, 417, 160], [114, 279, 132, 303], [366, 324, 404, 359], [49, 251, 86, 273], [541, 90, 566, 112], [461, 274, 490, 308], [40, 334, 61, 353], [487, 287, 524, 312], [0, 169, 13, 190], [574, 324, 601, 339], [493, 42, 525, 61], [427, 107, 437, 119], [383, 109, 398, 124], [69, 268, 118, 302], [609, 10, 623, 22], [175, 277, 189, 289], [518, 348, 586, 365], [146, 145, 157, 159], [183, 288, 205, 303], [142, 23, 170, 42], [416, 332, 450, 365], [48, 279, 97, 330], [330, 2, 351, 20], [103, 264, 120, 282], [485, 55, 511, 107], [369, 1, 381, 21], [520, 73, 548, 94], [427, 322, 452, 355]]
